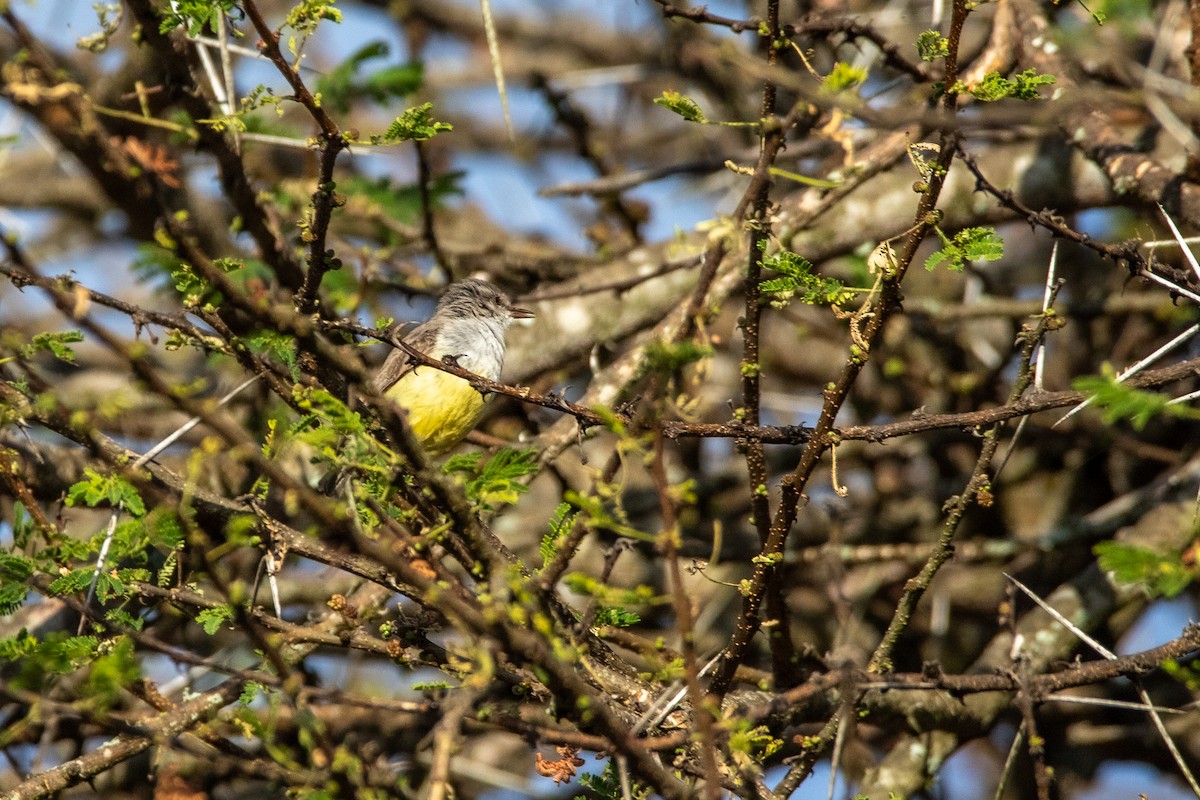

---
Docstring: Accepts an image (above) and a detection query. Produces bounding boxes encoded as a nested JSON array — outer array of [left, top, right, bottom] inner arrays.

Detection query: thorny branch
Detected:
[[4, 1, 1200, 799]]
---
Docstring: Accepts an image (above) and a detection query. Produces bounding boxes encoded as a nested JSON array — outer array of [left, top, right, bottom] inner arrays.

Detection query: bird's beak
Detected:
[[510, 305, 535, 319]]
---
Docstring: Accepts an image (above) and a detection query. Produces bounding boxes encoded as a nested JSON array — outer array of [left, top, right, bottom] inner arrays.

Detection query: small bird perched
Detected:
[[372, 278, 533, 454]]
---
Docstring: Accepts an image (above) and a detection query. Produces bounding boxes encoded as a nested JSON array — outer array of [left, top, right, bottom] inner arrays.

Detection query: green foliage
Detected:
[[727, 721, 784, 769], [962, 69, 1056, 101], [640, 340, 714, 377], [288, 386, 396, 507], [48, 565, 137, 604], [342, 174, 461, 222], [340, 173, 463, 247], [822, 62, 867, 94], [0, 553, 33, 614], [443, 448, 539, 510], [83, 637, 141, 711], [66, 468, 146, 516], [576, 762, 650, 800], [539, 502, 580, 569], [158, 0, 237, 36], [240, 681, 265, 705], [0, 629, 37, 661], [562, 573, 657, 611], [654, 90, 707, 123], [197, 605, 236, 635], [924, 226, 1003, 272], [916, 30, 949, 61], [22, 331, 84, 364], [592, 606, 641, 627], [150, 510, 185, 552], [105, 608, 145, 631], [1071, 370, 1194, 429], [248, 329, 300, 381], [759, 241, 857, 307], [1162, 658, 1200, 692], [131, 243, 185, 294], [172, 262, 220, 309], [284, 0, 342, 38], [564, 491, 651, 541], [7, 501, 36, 549], [1089, 0, 1150, 24], [2, 632, 98, 678], [316, 41, 423, 113], [75, 2, 121, 53], [156, 551, 177, 589], [368, 103, 453, 145], [45, 634, 102, 671], [1095, 541, 1197, 598], [293, 387, 368, 438]]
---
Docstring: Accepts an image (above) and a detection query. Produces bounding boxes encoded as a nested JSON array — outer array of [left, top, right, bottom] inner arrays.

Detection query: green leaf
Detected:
[[0, 552, 32, 614], [963, 69, 1055, 102], [593, 606, 641, 627], [131, 243, 186, 293], [158, 0, 237, 36], [48, 568, 96, 597], [564, 491, 652, 541], [759, 241, 857, 307], [83, 637, 141, 711], [240, 681, 265, 705], [23, 633, 100, 674], [444, 449, 539, 510], [0, 581, 28, 615], [0, 629, 38, 661], [1095, 541, 1196, 598], [924, 226, 1003, 272], [368, 102, 452, 145], [640, 341, 714, 377], [916, 30, 949, 62], [653, 90, 707, 123], [65, 468, 146, 516], [576, 762, 651, 800], [1072, 372, 1186, 430], [316, 41, 424, 113], [105, 608, 145, 631], [411, 680, 453, 691], [539, 502, 580, 568], [22, 331, 85, 364], [728, 721, 784, 769], [171, 262, 218, 309], [156, 551, 177, 589], [196, 605, 236, 635], [0, 553, 33, 583], [94, 569, 131, 603], [341, 173, 462, 226], [248, 329, 300, 382], [562, 573, 657, 608], [822, 62, 867, 94], [284, 0, 342, 36], [1010, 68, 1057, 99]]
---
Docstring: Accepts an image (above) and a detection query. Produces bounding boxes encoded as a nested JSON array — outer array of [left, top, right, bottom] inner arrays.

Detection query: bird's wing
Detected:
[[372, 320, 440, 394]]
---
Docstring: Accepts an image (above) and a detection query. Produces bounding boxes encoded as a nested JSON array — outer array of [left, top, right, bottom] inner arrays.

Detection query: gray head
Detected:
[[435, 278, 533, 326]]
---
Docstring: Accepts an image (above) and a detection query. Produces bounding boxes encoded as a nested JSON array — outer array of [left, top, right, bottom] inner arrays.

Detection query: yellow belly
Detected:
[[384, 367, 486, 454]]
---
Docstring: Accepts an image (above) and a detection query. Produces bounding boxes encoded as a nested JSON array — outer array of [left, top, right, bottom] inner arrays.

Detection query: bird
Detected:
[[372, 278, 533, 454]]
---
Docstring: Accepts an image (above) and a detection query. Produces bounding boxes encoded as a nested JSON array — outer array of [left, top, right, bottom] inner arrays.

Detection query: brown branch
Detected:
[[3, 681, 245, 800], [1010, 0, 1200, 227], [868, 283, 1061, 672], [238, 0, 345, 315], [707, 0, 973, 699], [123, 0, 304, 291]]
